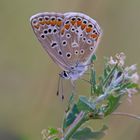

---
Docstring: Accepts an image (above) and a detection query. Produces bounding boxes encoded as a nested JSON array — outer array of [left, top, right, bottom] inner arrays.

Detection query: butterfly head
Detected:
[[60, 63, 88, 80]]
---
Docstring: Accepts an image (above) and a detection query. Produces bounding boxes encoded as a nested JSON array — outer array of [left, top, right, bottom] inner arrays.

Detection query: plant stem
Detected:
[[112, 112, 140, 120], [62, 111, 87, 140]]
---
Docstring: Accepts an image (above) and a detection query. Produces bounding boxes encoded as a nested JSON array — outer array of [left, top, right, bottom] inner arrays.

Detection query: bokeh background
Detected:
[[0, 0, 140, 140]]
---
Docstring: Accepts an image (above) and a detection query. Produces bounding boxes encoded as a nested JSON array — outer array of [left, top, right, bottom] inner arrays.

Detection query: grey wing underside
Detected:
[[30, 12, 70, 71], [30, 12, 102, 71]]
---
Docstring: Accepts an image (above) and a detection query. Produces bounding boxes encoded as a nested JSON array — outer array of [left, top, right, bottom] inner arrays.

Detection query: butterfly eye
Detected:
[[62, 40, 67, 46], [66, 52, 71, 58], [63, 71, 69, 78]]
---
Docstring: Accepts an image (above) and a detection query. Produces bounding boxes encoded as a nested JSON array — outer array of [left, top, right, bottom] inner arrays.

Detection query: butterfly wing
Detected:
[[30, 12, 102, 71], [30, 12, 70, 71], [59, 12, 102, 67]]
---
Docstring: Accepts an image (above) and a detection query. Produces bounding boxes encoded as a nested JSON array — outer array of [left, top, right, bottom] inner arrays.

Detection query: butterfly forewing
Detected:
[[30, 12, 69, 70]]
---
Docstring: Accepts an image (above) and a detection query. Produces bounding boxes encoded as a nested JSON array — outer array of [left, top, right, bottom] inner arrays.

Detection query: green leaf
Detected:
[[63, 104, 79, 130], [116, 82, 139, 92], [103, 64, 118, 87], [48, 128, 59, 135], [72, 125, 108, 140], [77, 96, 95, 112], [91, 54, 97, 62], [104, 95, 121, 116], [126, 83, 139, 89], [90, 69, 96, 95]]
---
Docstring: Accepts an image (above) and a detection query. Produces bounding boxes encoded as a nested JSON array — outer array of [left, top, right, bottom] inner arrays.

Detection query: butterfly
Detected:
[[30, 12, 102, 90]]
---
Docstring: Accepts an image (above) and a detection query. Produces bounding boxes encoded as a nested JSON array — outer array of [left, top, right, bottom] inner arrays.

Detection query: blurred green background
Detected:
[[0, 0, 140, 140]]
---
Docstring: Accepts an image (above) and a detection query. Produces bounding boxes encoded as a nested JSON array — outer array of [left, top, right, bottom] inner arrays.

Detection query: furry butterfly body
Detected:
[[30, 12, 102, 81]]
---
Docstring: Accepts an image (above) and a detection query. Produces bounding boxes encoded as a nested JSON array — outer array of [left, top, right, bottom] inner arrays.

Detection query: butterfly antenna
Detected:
[[57, 75, 61, 96], [61, 78, 64, 100]]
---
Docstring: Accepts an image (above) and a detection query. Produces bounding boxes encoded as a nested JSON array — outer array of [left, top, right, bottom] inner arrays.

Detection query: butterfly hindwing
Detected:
[[59, 12, 102, 67]]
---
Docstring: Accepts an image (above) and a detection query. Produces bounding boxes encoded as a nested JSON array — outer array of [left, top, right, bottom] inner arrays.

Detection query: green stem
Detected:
[[112, 112, 140, 120], [63, 111, 87, 140]]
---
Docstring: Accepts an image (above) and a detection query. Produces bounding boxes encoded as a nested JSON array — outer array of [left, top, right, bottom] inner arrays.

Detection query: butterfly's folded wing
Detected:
[[30, 12, 70, 71], [30, 12, 102, 71]]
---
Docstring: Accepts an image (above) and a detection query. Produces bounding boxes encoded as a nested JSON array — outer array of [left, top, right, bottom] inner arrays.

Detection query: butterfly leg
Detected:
[[57, 74, 64, 100], [56, 75, 61, 96]]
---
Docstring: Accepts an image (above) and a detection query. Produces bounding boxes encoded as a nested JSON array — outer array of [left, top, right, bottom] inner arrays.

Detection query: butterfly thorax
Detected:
[[60, 64, 88, 81]]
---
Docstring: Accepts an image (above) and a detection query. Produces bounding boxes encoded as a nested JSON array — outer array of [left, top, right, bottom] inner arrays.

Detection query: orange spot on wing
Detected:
[[64, 24, 70, 30], [71, 20, 76, 25], [50, 20, 56, 26], [86, 27, 92, 33], [61, 28, 65, 35], [81, 24, 87, 30], [33, 24, 39, 29], [90, 34, 99, 39], [77, 20, 82, 26], [45, 20, 50, 25], [56, 20, 62, 26], [39, 20, 46, 25]]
